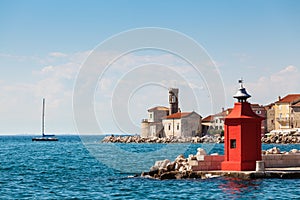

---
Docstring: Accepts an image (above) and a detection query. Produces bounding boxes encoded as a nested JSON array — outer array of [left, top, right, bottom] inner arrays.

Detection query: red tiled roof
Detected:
[[276, 94, 300, 103], [202, 115, 213, 122], [214, 108, 233, 117], [164, 112, 194, 119]]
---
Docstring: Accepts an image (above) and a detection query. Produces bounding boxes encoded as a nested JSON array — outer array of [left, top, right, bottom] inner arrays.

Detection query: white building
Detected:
[[141, 106, 169, 138], [162, 111, 202, 138]]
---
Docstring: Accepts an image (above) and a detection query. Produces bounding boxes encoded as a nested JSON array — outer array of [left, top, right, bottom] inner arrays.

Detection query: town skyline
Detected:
[[1, 1, 300, 134]]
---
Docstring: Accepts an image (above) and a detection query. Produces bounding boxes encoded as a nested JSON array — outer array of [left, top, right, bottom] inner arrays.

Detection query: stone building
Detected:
[[265, 103, 275, 133], [274, 94, 300, 129], [250, 104, 267, 135], [202, 104, 266, 135], [141, 88, 202, 138], [201, 115, 213, 135], [212, 108, 233, 132], [162, 112, 202, 138], [291, 102, 300, 128], [141, 106, 169, 138]]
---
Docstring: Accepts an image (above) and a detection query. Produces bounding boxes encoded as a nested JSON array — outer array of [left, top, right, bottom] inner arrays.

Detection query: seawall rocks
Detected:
[[102, 135, 224, 143], [262, 131, 300, 144]]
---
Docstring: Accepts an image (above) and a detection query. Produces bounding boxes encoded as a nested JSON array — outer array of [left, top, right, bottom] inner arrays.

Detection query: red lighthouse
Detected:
[[221, 80, 263, 171]]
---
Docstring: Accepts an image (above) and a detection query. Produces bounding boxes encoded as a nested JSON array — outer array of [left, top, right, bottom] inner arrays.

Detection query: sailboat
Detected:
[[32, 98, 58, 141]]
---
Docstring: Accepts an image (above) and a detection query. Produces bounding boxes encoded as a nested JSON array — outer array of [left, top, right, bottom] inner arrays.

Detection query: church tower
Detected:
[[168, 88, 179, 115]]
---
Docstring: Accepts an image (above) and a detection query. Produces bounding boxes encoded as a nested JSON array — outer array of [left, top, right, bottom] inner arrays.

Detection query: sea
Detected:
[[1, 135, 300, 199]]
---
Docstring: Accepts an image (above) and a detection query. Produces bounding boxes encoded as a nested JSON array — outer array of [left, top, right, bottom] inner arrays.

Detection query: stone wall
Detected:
[[189, 155, 224, 171], [262, 154, 300, 168]]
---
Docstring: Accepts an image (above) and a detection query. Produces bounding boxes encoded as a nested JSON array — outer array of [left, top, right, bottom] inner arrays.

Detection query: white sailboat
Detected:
[[32, 98, 58, 141]]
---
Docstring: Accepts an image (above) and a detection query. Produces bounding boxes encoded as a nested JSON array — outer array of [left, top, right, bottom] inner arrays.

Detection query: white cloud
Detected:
[[0, 50, 89, 134], [49, 52, 67, 58], [0, 49, 222, 134], [246, 65, 300, 104]]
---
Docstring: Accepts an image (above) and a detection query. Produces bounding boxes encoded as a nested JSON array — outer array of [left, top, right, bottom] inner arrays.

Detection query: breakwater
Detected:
[[262, 131, 300, 144], [102, 133, 300, 144], [102, 135, 224, 143], [141, 147, 300, 180]]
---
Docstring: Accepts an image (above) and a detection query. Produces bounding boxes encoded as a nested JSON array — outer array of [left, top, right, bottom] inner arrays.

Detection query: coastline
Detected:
[[102, 134, 300, 144], [141, 147, 300, 180]]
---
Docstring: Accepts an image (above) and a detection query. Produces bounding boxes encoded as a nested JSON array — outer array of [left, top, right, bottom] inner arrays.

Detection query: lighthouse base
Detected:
[[221, 161, 256, 171]]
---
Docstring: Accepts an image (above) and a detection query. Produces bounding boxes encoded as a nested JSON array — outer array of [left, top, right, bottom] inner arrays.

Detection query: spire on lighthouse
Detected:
[[233, 79, 251, 102]]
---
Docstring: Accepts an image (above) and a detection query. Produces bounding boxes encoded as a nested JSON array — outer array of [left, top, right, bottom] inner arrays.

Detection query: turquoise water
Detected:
[[1, 136, 300, 199]]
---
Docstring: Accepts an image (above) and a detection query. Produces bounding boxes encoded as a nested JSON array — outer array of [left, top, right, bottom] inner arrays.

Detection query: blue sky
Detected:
[[1, 0, 300, 134]]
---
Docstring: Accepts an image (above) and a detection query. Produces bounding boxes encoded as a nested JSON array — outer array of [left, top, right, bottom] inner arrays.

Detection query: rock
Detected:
[[290, 149, 300, 154], [175, 154, 186, 162], [265, 147, 281, 154], [160, 171, 178, 180], [149, 169, 159, 177], [196, 148, 207, 155], [174, 163, 179, 170], [166, 162, 175, 171], [153, 159, 171, 170], [150, 166, 158, 172]]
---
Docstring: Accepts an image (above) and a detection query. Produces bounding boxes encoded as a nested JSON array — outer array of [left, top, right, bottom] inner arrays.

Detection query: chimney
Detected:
[[278, 96, 281, 101]]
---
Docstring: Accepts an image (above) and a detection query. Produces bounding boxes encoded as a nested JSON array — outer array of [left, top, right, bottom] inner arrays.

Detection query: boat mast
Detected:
[[42, 98, 45, 137]]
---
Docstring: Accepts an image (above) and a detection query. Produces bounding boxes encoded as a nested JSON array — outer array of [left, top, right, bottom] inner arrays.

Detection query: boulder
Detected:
[[196, 148, 207, 155], [166, 162, 176, 171], [160, 171, 178, 180], [290, 149, 300, 154]]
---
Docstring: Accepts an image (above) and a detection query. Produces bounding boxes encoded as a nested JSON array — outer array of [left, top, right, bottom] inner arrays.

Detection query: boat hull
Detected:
[[32, 137, 58, 141]]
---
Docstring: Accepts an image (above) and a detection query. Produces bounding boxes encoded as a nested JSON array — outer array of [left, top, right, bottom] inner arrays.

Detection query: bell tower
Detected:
[[168, 88, 179, 115], [221, 80, 263, 171]]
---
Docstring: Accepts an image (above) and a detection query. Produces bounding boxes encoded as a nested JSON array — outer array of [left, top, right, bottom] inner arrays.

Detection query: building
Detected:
[[201, 115, 213, 135], [265, 103, 275, 133], [201, 108, 233, 135], [162, 112, 202, 138], [168, 88, 179, 115], [274, 94, 300, 129], [212, 108, 233, 132], [291, 102, 300, 128], [141, 88, 202, 138], [141, 106, 169, 138], [250, 104, 267, 135], [202, 104, 266, 135]]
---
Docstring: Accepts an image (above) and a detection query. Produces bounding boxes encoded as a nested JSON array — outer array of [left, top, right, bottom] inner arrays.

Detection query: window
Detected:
[[219, 126, 222, 130], [168, 124, 171, 130], [149, 113, 153, 119], [230, 139, 236, 148], [256, 110, 261, 114], [171, 96, 176, 103], [177, 124, 180, 130]]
